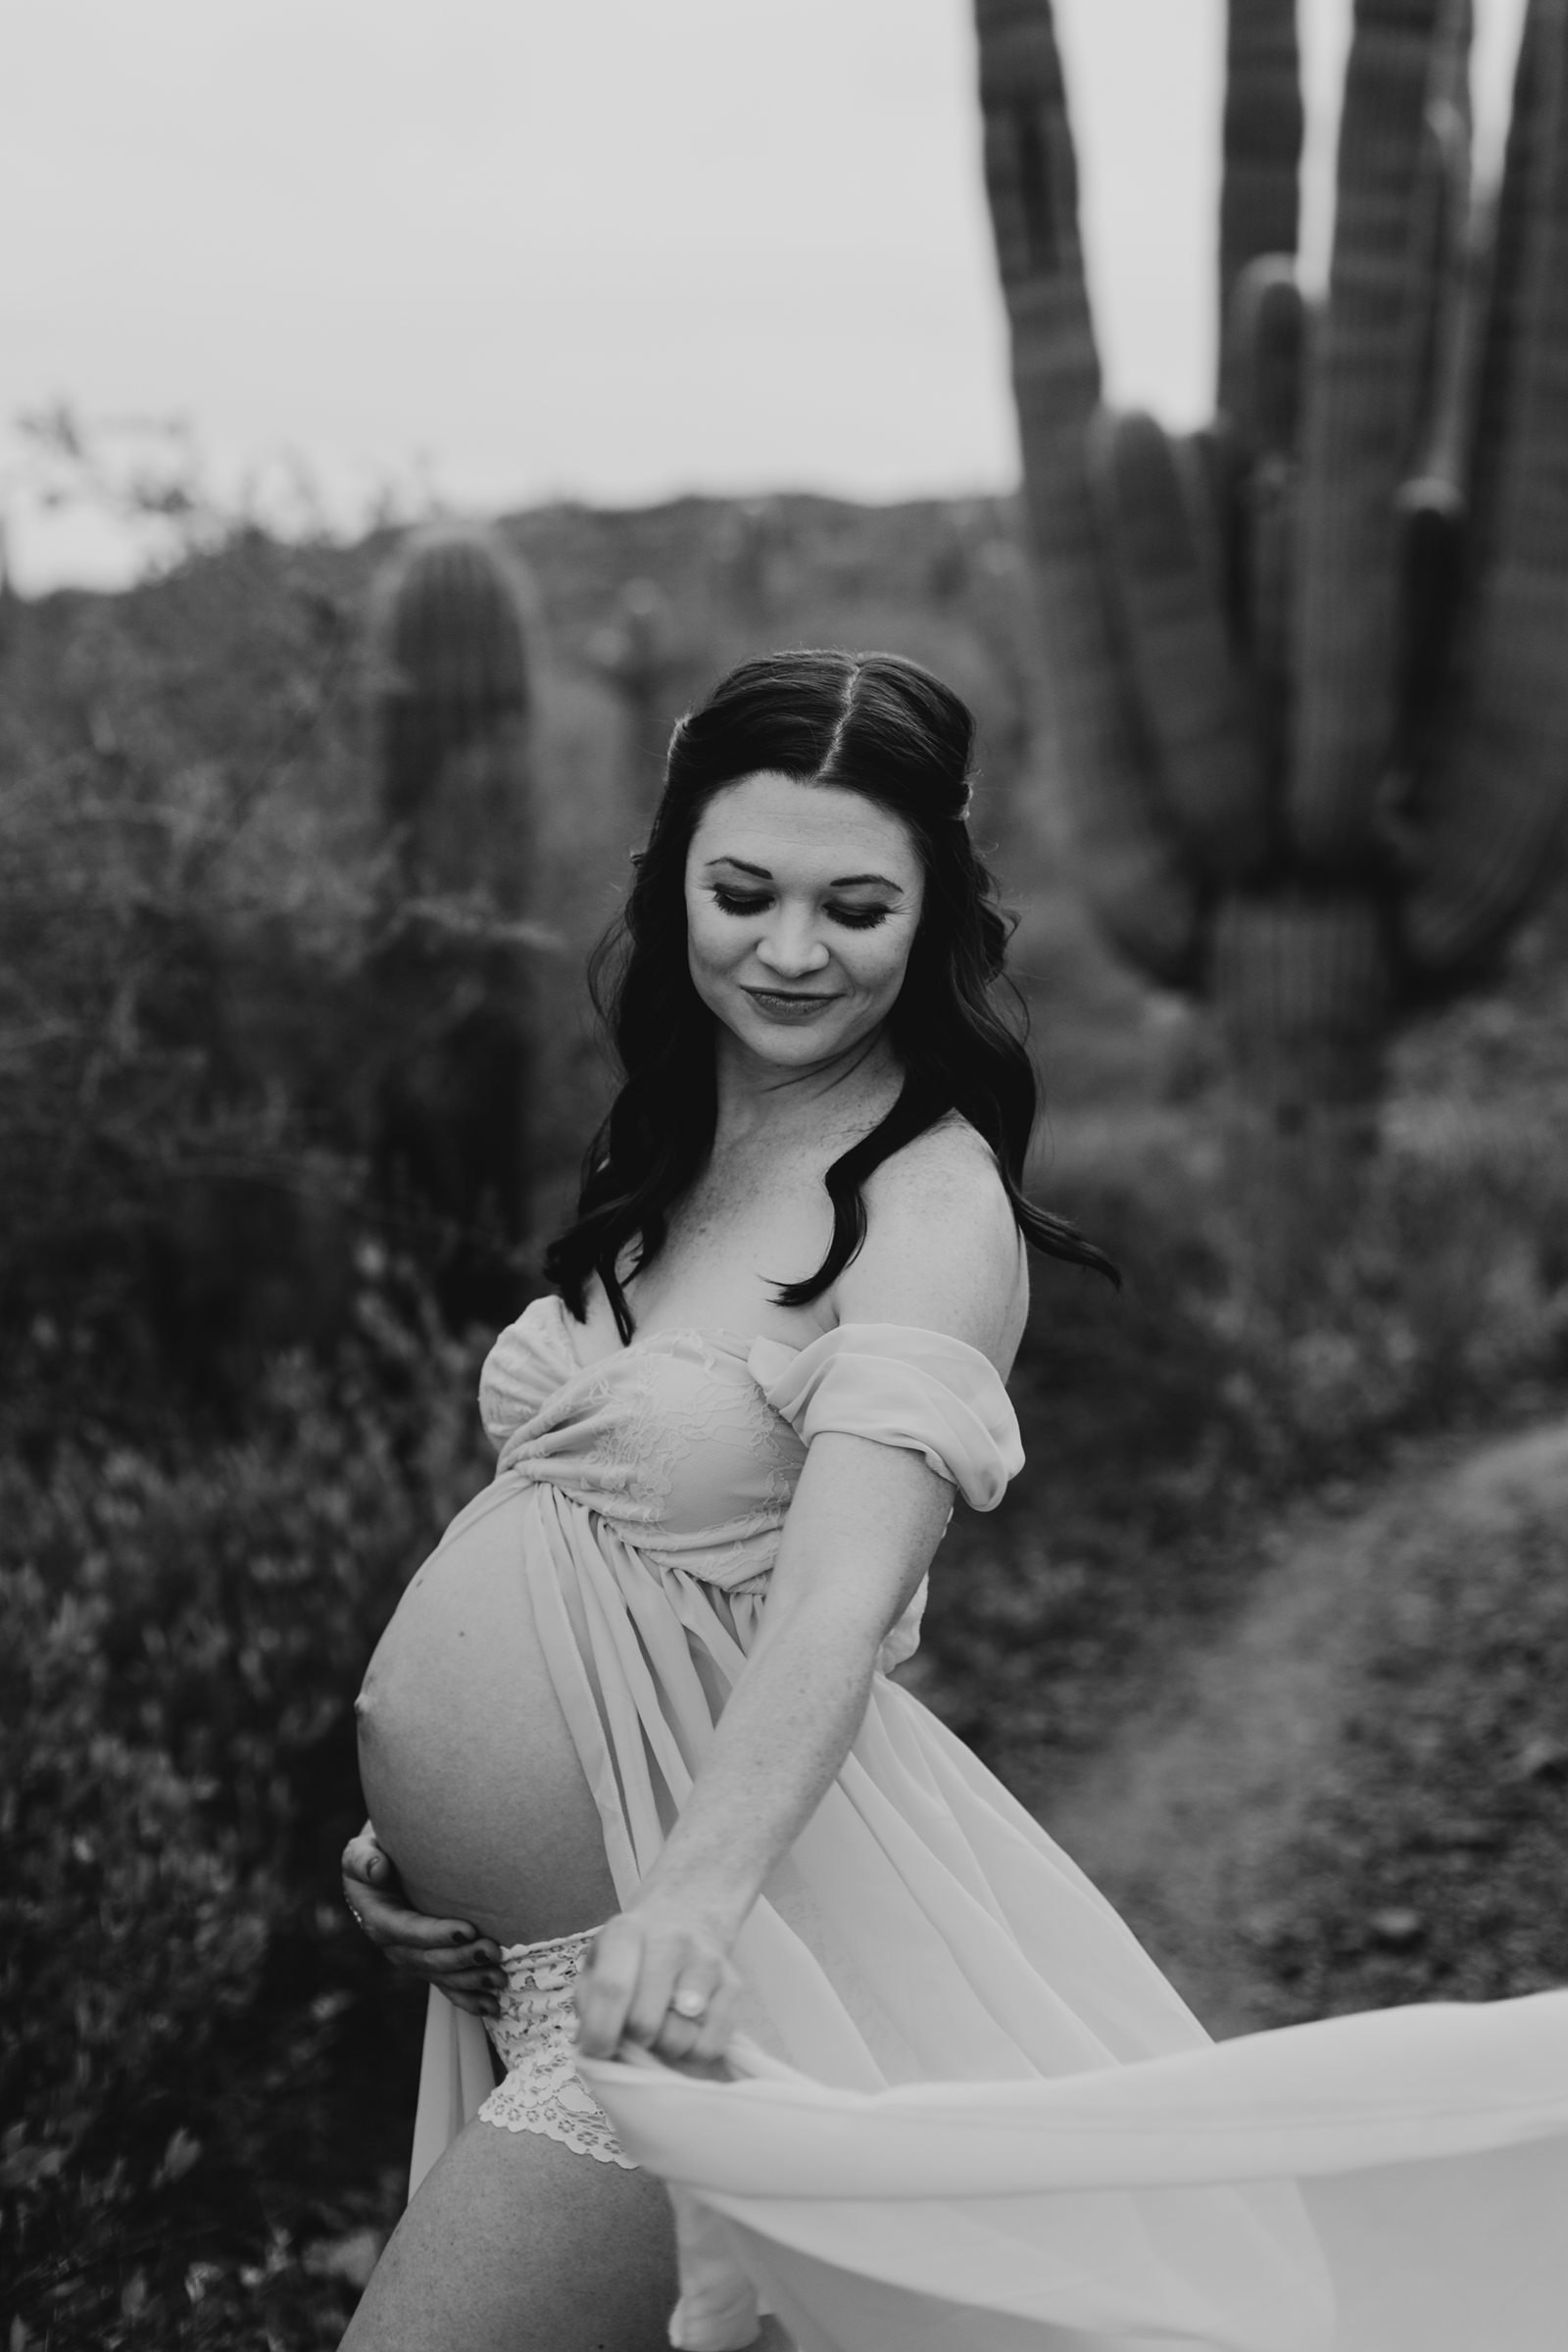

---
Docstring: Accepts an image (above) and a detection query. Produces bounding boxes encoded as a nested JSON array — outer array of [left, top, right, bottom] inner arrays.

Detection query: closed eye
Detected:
[[710, 886, 892, 930]]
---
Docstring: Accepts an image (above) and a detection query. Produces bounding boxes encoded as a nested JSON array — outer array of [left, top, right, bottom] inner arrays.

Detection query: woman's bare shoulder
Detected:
[[830, 1114, 1027, 1369], [860, 1111, 1009, 1220]]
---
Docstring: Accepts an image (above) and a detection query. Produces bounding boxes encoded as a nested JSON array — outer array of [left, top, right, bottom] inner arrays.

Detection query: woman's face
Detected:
[[683, 771, 925, 1069]]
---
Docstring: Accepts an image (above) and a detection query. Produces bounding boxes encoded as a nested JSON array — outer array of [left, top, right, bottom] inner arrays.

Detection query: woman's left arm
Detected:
[[575, 1125, 1025, 2065]]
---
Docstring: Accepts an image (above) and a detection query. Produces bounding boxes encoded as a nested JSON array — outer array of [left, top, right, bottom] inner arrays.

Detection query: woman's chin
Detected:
[[710, 989, 893, 1069], [731, 1011, 856, 1066]]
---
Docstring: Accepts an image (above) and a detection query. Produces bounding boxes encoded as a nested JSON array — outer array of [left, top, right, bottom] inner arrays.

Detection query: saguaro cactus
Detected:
[[375, 523, 535, 910], [976, 0, 1568, 1299], [368, 523, 538, 1324]]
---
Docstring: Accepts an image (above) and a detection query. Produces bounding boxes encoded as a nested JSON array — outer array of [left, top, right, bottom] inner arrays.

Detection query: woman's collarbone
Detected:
[[623, 1190, 829, 1337]]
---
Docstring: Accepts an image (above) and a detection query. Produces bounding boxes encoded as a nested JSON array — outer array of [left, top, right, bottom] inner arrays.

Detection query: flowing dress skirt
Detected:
[[402, 1311, 1568, 2349]]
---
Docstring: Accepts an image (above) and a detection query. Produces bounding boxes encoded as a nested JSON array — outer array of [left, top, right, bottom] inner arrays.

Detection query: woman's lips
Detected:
[[743, 987, 842, 1022]]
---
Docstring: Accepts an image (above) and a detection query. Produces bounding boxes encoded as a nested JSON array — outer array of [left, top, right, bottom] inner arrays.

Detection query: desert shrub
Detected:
[[916, 1143, 1269, 1786], [918, 1051, 1568, 1795], [1268, 1104, 1568, 1446], [0, 541, 381, 1397], [1212, 1035, 1568, 1467], [0, 1277, 494, 2351]]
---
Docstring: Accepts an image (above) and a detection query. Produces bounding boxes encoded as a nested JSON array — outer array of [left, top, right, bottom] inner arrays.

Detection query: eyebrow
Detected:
[[704, 856, 904, 892]]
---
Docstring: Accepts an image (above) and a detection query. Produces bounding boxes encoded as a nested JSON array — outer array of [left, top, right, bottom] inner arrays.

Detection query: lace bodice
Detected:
[[476, 1298, 1024, 1666]]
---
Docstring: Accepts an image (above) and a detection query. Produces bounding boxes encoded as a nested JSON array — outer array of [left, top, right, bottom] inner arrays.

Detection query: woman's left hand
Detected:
[[574, 1902, 741, 2069], [341, 1824, 506, 2020]]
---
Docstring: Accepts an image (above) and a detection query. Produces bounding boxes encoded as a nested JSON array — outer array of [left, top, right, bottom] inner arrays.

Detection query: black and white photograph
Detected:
[[4, 1, 1568, 2346]]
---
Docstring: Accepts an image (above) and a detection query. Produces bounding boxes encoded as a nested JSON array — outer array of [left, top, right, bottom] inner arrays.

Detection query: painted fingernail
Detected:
[[451, 1928, 468, 1945]]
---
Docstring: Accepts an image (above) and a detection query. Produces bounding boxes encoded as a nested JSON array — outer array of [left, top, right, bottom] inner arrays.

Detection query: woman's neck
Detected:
[[710, 1023, 905, 1153]]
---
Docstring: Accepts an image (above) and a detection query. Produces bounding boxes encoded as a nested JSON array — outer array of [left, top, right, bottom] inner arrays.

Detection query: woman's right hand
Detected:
[[574, 1897, 743, 2068], [341, 1824, 507, 2021]]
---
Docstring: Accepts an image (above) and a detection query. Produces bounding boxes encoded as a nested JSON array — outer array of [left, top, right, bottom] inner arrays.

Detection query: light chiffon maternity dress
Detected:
[[403, 1297, 1568, 2352]]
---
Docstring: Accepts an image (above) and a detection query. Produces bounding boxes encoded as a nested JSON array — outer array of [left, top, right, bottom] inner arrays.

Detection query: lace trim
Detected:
[[477, 1927, 638, 2169]]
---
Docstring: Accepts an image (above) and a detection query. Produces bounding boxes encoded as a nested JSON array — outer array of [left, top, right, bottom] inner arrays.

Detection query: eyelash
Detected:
[[710, 888, 892, 931]]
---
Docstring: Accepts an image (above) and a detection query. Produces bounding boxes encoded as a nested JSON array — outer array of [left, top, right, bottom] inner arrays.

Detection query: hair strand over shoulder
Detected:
[[545, 649, 1117, 1338]]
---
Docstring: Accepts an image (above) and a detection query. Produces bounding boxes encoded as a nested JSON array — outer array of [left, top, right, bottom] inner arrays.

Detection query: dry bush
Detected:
[[0, 541, 376, 1399], [0, 1284, 493, 2351]]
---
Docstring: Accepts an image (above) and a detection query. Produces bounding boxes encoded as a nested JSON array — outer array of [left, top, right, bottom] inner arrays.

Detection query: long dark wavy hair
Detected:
[[545, 649, 1117, 1338]]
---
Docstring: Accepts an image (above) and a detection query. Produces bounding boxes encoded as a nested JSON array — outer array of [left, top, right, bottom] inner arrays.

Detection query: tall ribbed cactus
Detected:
[[374, 523, 535, 910], [1218, 0, 1304, 414], [368, 523, 537, 1324], [977, 0, 1568, 1298]]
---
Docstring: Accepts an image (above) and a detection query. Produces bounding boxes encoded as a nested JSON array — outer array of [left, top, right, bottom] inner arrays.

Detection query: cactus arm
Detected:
[[1088, 409, 1271, 884], [1403, 0, 1475, 495], [1460, 0, 1547, 582], [1382, 1, 1475, 799], [1403, 0, 1568, 973], [1290, 0, 1446, 871], [1218, 0, 1304, 414], [974, 0, 1201, 986], [1226, 259, 1308, 461], [1223, 260, 1309, 780], [383, 530, 531, 709], [373, 527, 534, 912]]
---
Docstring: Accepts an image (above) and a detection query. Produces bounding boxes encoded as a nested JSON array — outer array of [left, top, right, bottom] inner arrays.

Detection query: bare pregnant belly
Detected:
[[356, 1482, 619, 1943]]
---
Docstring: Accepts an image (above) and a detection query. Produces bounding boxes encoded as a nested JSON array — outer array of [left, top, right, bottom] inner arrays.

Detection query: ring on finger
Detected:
[[347, 1904, 366, 1930], [668, 1985, 709, 2022]]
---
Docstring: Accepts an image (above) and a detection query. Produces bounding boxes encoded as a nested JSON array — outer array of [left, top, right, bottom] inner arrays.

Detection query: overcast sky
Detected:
[[1, 0, 1527, 590]]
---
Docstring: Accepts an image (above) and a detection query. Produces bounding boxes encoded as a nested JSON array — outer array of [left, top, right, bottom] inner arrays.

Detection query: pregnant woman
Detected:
[[344, 645, 1127, 2346], [339, 649, 1568, 2352]]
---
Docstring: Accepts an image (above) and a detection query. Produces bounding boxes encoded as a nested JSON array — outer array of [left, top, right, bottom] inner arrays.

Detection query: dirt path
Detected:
[[1033, 1416, 1568, 2036]]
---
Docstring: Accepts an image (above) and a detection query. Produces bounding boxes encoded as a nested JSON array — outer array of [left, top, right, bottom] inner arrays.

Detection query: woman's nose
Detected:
[[756, 910, 830, 976]]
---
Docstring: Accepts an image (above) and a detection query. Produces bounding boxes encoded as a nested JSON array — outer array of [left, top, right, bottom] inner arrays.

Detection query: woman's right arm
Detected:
[[341, 1825, 506, 2020]]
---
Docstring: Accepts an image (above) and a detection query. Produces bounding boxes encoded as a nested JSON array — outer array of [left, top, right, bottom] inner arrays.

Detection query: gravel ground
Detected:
[[1030, 1417, 1568, 2036]]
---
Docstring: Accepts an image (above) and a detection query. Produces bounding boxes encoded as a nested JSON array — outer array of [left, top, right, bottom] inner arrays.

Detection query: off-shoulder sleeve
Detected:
[[747, 1323, 1024, 1511], [478, 1295, 579, 1452]]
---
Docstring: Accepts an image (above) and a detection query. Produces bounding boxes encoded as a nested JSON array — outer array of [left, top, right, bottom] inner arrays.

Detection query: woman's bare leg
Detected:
[[341, 2118, 678, 2352]]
